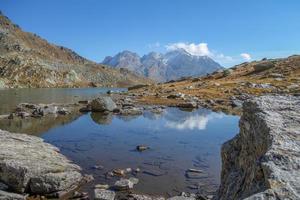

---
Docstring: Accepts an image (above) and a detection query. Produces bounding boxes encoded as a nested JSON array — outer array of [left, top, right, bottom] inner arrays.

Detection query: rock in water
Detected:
[[94, 189, 115, 200], [91, 96, 117, 112], [114, 178, 139, 190], [217, 95, 300, 200], [136, 145, 149, 151], [0, 129, 83, 196]]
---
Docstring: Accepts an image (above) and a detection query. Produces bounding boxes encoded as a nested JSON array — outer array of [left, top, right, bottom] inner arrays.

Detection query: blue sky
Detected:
[[1, 0, 300, 67]]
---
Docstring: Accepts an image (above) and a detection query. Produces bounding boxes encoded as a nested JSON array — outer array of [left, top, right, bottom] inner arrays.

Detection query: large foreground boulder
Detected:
[[216, 95, 300, 200], [0, 129, 83, 196], [91, 96, 117, 112]]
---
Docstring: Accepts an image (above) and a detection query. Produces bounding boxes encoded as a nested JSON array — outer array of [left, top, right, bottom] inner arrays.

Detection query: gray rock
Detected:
[[0, 190, 26, 200], [114, 178, 139, 190], [94, 189, 115, 200], [0, 129, 83, 195], [216, 95, 300, 200], [120, 107, 143, 115], [0, 183, 8, 191], [136, 145, 149, 152], [167, 193, 197, 200], [129, 194, 165, 200], [91, 97, 117, 112], [177, 102, 197, 109], [231, 100, 243, 108]]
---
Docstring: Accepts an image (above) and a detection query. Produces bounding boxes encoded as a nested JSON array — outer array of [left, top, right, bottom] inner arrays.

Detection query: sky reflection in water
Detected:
[[41, 107, 239, 196]]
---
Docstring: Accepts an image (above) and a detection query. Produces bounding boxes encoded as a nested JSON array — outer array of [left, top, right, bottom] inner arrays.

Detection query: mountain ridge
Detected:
[[102, 49, 223, 82], [0, 13, 152, 88]]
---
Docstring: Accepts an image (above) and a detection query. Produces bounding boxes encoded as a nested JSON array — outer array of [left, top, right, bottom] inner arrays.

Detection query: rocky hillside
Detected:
[[0, 13, 152, 88], [102, 49, 223, 82], [128, 55, 300, 114], [217, 95, 300, 200]]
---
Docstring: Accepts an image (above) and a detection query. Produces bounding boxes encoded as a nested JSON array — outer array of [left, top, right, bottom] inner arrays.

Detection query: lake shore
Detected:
[[0, 93, 299, 199]]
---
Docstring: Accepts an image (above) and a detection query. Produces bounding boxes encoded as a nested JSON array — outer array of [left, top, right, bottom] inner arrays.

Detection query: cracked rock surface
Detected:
[[217, 95, 300, 200]]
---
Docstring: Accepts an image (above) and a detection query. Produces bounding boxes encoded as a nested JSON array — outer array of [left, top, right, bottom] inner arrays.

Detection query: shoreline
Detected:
[[0, 94, 299, 199]]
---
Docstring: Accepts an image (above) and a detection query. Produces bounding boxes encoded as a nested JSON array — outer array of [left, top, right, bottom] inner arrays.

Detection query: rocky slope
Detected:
[[0, 12, 152, 88], [217, 95, 300, 200], [102, 49, 223, 82], [127, 55, 300, 114]]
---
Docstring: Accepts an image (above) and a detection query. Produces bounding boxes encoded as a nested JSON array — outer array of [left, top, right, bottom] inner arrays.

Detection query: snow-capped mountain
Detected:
[[102, 49, 223, 82]]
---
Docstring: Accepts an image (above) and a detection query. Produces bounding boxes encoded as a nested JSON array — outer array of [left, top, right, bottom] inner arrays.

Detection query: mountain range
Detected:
[[0, 13, 152, 88], [102, 49, 223, 82]]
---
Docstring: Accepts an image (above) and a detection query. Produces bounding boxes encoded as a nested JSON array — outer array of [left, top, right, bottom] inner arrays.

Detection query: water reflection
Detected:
[[40, 108, 239, 196], [0, 88, 126, 114], [165, 110, 224, 131], [91, 112, 113, 125]]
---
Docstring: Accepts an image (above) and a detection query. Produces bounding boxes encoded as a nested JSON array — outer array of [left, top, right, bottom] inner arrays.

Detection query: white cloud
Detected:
[[165, 113, 224, 131], [240, 53, 251, 61], [166, 42, 211, 56], [164, 42, 253, 67], [165, 42, 233, 64], [166, 115, 209, 130]]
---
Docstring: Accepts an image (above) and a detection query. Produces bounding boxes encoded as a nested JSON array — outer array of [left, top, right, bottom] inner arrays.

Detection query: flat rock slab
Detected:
[[0, 129, 83, 196]]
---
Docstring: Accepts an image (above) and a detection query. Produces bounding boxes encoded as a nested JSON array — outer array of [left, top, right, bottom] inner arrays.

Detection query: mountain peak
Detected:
[[102, 50, 223, 82]]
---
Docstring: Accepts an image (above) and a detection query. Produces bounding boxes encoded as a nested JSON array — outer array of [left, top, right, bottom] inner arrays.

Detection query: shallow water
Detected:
[[0, 88, 125, 114], [42, 108, 239, 196], [0, 88, 239, 197]]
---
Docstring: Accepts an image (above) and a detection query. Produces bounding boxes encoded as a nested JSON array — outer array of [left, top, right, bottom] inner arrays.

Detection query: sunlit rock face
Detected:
[[217, 95, 300, 200], [0, 129, 83, 196]]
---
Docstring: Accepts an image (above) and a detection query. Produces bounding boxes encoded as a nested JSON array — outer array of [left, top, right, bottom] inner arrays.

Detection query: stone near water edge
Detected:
[[0, 129, 83, 196], [185, 171, 208, 179], [0, 190, 26, 200], [120, 107, 143, 115], [216, 95, 300, 200], [167, 192, 198, 200], [78, 100, 89, 104], [94, 184, 110, 190], [143, 169, 167, 177], [72, 191, 89, 199], [92, 165, 104, 170], [114, 177, 139, 191], [112, 169, 126, 176], [128, 194, 166, 200], [128, 177, 139, 185], [231, 100, 243, 108], [187, 168, 204, 173], [0, 182, 8, 191], [91, 96, 117, 112], [94, 189, 115, 200], [177, 101, 198, 108]]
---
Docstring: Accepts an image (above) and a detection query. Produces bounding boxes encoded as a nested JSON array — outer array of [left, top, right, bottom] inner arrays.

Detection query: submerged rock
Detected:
[[114, 177, 139, 191], [136, 145, 150, 152], [217, 95, 300, 200], [0, 129, 83, 197], [94, 189, 115, 200]]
